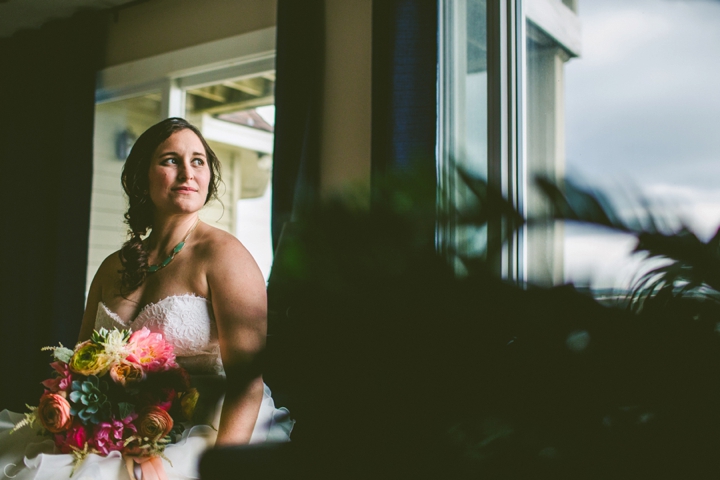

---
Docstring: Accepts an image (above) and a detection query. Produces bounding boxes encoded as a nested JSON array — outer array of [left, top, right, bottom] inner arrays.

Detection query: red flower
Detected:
[[54, 422, 88, 454]]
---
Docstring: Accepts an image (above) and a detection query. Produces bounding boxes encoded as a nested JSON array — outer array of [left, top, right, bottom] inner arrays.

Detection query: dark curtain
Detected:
[[266, 0, 325, 410], [371, 0, 438, 187], [0, 13, 105, 410], [270, 0, 325, 251]]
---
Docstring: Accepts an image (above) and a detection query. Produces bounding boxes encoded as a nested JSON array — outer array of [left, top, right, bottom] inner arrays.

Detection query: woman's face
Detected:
[[147, 129, 212, 216]]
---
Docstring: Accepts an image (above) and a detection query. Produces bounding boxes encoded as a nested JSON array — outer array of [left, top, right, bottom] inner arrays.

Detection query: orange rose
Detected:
[[109, 362, 145, 386], [137, 407, 173, 441], [37, 393, 72, 433]]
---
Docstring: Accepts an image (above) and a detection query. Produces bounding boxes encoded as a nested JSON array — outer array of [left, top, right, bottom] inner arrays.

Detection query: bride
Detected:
[[0, 117, 293, 479]]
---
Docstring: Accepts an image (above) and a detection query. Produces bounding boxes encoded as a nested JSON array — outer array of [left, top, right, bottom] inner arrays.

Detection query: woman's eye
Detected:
[[163, 158, 178, 165], [192, 158, 205, 166]]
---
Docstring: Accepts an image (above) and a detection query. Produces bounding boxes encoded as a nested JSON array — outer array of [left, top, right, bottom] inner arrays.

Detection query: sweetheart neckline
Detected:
[[98, 293, 209, 327]]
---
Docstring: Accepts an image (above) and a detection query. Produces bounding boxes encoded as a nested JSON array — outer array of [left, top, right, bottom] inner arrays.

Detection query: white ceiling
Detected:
[[0, 0, 137, 38]]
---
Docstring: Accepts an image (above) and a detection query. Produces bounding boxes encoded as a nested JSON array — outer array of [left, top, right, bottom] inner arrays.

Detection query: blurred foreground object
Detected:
[[202, 171, 720, 479]]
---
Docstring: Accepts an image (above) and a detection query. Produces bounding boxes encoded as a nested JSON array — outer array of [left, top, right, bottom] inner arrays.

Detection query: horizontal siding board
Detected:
[[90, 210, 126, 229], [91, 191, 126, 213], [89, 228, 126, 247]]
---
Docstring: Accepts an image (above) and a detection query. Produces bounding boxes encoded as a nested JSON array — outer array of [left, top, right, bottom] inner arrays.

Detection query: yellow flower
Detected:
[[179, 388, 200, 421], [69, 341, 112, 376]]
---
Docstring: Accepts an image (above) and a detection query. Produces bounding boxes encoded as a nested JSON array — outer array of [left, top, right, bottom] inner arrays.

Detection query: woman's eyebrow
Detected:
[[157, 151, 206, 157]]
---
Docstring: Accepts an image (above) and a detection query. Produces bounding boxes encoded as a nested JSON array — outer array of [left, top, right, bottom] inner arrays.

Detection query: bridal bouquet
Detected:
[[12, 327, 199, 476]]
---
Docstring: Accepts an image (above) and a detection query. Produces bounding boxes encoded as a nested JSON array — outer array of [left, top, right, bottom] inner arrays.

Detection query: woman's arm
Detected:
[[206, 235, 268, 445]]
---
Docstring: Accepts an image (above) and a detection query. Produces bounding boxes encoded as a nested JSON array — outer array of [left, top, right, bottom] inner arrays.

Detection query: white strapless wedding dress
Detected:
[[0, 294, 294, 480]]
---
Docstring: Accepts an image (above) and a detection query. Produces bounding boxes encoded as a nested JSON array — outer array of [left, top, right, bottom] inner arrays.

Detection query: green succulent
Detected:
[[69, 375, 112, 425]]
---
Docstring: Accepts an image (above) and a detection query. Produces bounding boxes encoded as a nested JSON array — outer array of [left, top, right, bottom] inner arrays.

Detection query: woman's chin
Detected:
[[156, 201, 205, 216]]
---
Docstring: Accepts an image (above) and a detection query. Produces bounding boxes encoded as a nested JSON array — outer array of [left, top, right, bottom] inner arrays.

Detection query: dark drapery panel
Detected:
[[271, 0, 325, 251], [371, 0, 438, 182], [0, 13, 105, 410]]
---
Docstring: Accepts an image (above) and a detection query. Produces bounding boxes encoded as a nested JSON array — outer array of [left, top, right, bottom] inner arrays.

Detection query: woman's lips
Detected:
[[173, 186, 197, 193]]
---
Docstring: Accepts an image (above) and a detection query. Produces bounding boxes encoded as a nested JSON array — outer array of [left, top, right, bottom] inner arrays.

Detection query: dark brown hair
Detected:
[[119, 117, 221, 293]]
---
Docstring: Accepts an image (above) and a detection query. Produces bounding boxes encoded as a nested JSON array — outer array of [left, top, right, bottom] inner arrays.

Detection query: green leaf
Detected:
[[118, 402, 135, 419], [53, 347, 74, 364]]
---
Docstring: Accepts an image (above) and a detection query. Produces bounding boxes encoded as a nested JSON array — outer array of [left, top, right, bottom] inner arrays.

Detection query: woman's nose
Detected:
[[178, 161, 194, 180]]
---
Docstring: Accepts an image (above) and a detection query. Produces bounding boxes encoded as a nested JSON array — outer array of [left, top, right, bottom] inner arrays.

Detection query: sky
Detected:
[[562, 0, 720, 289]]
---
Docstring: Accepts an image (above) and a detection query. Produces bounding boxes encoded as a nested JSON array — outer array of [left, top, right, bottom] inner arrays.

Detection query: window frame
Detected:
[[437, 0, 524, 282]]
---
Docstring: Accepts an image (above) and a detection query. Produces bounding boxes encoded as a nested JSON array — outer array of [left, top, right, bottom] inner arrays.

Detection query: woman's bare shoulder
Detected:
[[197, 224, 256, 264], [93, 250, 123, 288], [196, 224, 265, 290], [197, 225, 266, 330]]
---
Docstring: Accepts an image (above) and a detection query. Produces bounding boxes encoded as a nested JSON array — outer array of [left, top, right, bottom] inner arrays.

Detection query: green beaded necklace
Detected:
[[147, 217, 200, 274]]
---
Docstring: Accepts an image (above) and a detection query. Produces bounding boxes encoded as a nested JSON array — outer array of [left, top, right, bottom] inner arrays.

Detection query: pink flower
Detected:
[[54, 422, 88, 454], [126, 328, 177, 373], [89, 414, 138, 456], [41, 362, 73, 395]]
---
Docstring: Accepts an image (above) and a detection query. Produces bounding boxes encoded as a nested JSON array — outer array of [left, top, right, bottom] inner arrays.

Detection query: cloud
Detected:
[[564, 0, 720, 194], [581, 8, 671, 67]]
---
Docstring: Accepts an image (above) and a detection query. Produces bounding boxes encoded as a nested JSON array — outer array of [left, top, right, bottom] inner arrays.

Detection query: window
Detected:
[[441, 0, 720, 296], [562, 0, 720, 294], [184, 75, 276, 280], [87, 29, 277, 291]]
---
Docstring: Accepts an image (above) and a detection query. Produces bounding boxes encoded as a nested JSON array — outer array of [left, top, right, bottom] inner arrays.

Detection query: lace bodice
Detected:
[[94, 294, 224, 375]]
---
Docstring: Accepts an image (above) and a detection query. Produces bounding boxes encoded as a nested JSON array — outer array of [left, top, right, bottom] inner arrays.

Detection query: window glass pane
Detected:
[[562, 1, 720, 294], [439, 0, 488, 270], [88, 93, 162, 292], [184, 73, 275, 281]]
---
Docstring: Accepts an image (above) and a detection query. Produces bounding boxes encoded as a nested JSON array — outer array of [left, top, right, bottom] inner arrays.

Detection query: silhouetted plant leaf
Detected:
[[535, 176, 628, 231]]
